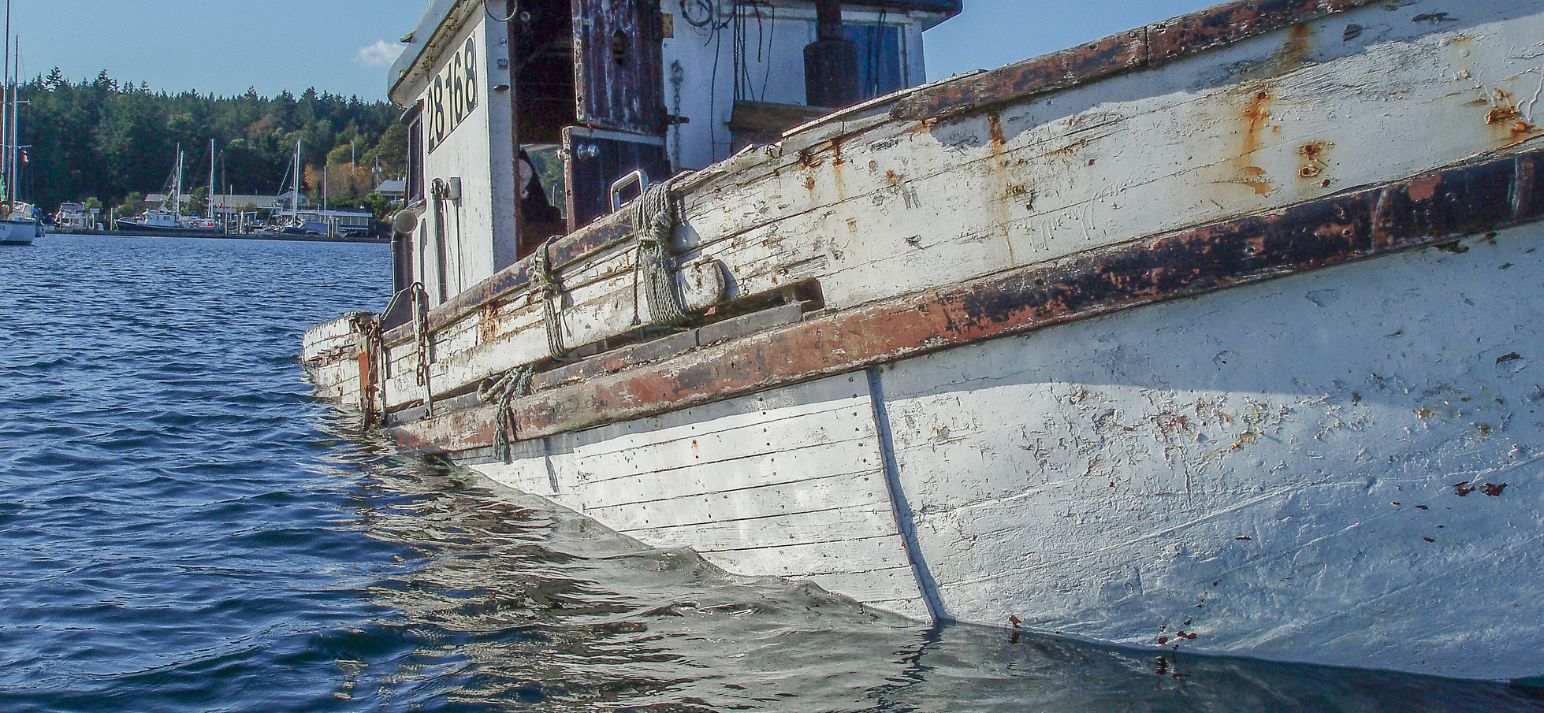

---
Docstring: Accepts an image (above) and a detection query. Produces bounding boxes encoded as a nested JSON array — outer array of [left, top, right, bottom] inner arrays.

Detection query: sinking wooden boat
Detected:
[[303, 0, 1544, 680]]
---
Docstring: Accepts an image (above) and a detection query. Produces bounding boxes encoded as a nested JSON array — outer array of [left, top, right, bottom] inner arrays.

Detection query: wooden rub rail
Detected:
[[390, 148, 1544, 454], [890, 0, 1382, 121]]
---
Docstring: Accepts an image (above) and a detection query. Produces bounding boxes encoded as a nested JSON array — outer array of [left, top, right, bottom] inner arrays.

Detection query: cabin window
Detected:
[[843, 23, 905, 100], [403, 102, 425, 204]]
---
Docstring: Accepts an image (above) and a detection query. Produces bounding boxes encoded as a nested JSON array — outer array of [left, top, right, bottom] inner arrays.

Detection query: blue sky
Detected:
[[15, 0, 1216, 101]]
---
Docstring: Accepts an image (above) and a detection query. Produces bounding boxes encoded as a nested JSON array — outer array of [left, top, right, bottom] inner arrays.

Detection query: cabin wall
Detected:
[[663, 3, 930, 170], [407, 10, 518, 307]]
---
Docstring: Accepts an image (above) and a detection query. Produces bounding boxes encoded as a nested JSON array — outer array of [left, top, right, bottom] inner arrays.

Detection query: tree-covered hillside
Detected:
[[18, 68, 406, 217]]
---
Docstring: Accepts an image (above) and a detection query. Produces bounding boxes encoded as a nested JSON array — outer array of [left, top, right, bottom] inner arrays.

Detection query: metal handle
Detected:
[[610, 170, 650, 212]]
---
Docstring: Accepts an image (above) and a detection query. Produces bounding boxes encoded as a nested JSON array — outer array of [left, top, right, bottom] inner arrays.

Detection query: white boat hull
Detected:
[[470, 226, 1543, 680], [0, 218, 37, 245], [301, 0, 1544, 681]]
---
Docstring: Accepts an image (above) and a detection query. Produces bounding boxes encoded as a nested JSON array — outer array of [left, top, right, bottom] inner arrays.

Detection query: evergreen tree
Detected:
[[14, 71, 402, 219]]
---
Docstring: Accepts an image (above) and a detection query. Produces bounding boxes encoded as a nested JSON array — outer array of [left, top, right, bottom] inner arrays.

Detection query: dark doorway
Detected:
[[510, 1, 578, 256]]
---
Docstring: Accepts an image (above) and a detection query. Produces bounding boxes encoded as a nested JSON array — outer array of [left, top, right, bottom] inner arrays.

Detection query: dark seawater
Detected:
[[1, 234, 1540, 713]]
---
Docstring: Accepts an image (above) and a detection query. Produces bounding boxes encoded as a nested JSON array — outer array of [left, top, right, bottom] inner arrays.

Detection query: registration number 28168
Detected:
[[427, 34, 479, 153]]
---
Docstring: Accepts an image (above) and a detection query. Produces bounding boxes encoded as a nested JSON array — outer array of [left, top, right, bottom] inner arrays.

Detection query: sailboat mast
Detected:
[[1, 0, 10, 202], [208, 137, 216, 219], [293, 140, 301, 224], [11, 38, 18, 201], [173, 144, 182, 215]]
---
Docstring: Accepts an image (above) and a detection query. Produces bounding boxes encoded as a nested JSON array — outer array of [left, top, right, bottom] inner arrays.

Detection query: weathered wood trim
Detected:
[[383, 215, 634, 345], [389, 148, 1544, 452], [383, 0, 1422, 350], [889, 0, 1383, 121]]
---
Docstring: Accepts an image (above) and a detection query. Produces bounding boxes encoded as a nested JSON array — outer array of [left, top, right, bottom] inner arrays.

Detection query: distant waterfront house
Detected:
[[374, 179, 405, 199], [147, 192, 285, 216], [271, 207, 376, 236], [271, 190, 313, 211]]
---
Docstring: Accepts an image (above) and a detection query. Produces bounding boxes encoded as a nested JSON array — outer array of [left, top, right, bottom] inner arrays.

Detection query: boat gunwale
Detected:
[[387, 143, 1544, 450], [380, 0, 1389, 348]]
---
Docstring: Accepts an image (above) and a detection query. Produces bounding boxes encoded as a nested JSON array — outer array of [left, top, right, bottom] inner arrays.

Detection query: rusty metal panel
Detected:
[[572, 0, 665, 135], [389, 148, 1544, 452]]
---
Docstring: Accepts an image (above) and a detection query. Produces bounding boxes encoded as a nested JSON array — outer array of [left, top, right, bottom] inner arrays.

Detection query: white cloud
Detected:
[[356, 40, 404, 68]]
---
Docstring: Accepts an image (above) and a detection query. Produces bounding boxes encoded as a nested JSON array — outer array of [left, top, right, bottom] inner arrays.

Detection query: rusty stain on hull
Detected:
[[478, 303, 499, 345], [389, 149, 1544, 452], [1484, 89, 1539, 146], [1233, 89, 1275, 196], [1298, 141, 1333, 179]]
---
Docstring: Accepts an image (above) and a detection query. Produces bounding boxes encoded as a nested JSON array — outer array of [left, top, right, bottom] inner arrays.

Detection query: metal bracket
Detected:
[[610, 169, 650, 212]]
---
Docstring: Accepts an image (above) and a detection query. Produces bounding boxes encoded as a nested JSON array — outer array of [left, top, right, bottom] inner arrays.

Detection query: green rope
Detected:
[[630, 178, 688, 327], [532, 241, 566, 360], [478, 365, 534, 463]]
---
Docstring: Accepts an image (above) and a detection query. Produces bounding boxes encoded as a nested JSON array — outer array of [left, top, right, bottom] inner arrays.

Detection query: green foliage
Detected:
[[82, 196, 102, 212], [361, 191, 395, 221], [20, 69, 404, 212], [185, 186, 209, 216], [114, 191, 145, 217]]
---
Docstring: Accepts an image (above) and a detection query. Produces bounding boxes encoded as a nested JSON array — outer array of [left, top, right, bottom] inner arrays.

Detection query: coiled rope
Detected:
[[630, 179, 688, 327], [532, 240, 566, 360], [478, 365, 534, 463]]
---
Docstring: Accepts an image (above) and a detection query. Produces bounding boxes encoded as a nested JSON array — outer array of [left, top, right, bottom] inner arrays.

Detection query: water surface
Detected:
[[1, 235, 1539, 712]]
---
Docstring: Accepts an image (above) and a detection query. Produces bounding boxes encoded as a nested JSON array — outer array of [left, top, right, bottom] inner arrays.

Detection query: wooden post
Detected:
[[805, 0, 859, 108], [814, 0, 843, 41]]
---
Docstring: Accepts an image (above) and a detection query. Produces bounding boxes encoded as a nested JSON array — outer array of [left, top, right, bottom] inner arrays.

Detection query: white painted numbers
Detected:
[[427, 34, 479, 153]]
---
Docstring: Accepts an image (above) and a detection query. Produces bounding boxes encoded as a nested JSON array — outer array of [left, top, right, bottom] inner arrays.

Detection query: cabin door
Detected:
[[571, 0, 665, 135], [563, 126, 669, 231]]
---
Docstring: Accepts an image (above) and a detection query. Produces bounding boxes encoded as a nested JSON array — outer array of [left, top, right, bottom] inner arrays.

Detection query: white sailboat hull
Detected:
[[0, 217, 36, 245]]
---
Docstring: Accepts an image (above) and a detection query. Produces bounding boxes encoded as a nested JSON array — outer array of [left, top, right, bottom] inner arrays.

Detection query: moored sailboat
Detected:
[[115, 145, 218, 235], [0, 3, 36, 246]]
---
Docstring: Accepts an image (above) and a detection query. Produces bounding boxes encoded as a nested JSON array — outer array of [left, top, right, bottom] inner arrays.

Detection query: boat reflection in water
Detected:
[[330, 428, 1540, 712]]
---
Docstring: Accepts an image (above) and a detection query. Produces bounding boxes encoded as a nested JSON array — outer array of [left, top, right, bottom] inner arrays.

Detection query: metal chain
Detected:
[[410, 282, 434, 415], [359, 315, 384, 428]]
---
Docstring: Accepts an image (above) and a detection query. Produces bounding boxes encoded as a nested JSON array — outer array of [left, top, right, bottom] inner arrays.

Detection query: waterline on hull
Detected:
[[467, 225, 1544, 680]]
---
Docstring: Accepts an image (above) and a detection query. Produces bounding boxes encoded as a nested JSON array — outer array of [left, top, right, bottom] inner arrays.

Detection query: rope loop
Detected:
[[532, 240, 566, 359], [630, 178, 689, 328]]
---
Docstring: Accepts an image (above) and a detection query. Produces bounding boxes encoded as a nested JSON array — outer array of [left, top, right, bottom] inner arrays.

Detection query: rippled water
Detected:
[[1, 234, 1540, 712]]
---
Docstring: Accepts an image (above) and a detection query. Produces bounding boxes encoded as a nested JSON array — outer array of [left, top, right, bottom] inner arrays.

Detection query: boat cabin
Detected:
[[387, 0, 961, 308]]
